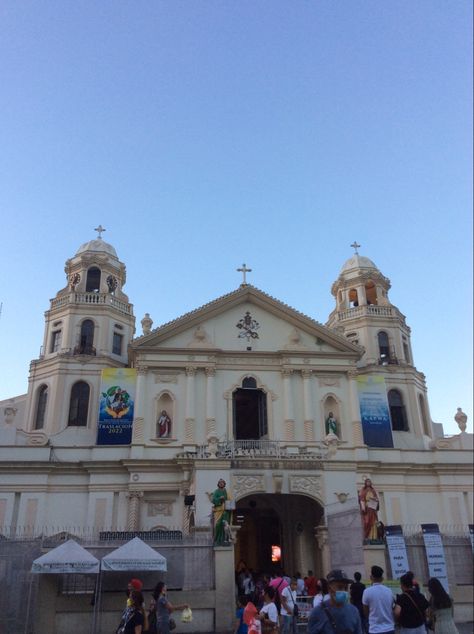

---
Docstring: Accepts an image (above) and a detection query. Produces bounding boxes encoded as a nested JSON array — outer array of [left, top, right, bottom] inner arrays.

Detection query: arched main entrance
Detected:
[[234, 494, 324, 576]]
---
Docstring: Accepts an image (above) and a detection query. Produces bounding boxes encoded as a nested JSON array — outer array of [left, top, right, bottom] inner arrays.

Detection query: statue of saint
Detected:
[[358, 478, 380, 541], [211, 478, 232, 545], [157, 410, 171, 438], [325, 412, 338, 436]]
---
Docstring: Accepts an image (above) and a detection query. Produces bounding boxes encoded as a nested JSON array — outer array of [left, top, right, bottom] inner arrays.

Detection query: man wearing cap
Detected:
[[307, 569, 363, 634], [362, 566, 395, 634]]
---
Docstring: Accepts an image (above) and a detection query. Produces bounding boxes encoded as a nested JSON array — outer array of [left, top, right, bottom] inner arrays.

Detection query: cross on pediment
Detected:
[[94, 225, 106, 239], [237, 263, 252, 285]]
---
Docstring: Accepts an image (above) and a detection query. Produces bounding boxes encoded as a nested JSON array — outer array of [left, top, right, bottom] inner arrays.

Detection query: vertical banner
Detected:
[[357, 375, 394, 447], [421, 524, 449, 592], [469, 525, 474, 553], [385, 525, 410, 579], [96, 368, 137, 445]]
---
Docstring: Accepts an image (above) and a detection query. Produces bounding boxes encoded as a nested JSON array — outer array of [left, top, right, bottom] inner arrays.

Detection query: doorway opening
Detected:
[[233, 377, 267, 439]]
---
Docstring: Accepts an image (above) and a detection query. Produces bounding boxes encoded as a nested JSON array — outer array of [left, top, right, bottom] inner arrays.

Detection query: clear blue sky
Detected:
[[0, 1, 472, 434]]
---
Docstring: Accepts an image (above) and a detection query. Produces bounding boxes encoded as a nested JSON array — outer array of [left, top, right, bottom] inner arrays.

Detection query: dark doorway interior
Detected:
[[233, 388, 267, 439]]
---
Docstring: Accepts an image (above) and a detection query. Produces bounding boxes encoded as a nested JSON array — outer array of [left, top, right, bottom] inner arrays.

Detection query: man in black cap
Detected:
[[362, 566, 395, 634], [307, 569, 363, 634]]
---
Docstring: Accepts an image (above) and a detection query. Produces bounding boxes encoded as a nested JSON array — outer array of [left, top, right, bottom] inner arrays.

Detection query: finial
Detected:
[[237, 263, 252, 286], [350, 241, 361, 255], [94, 225, 106, 239]]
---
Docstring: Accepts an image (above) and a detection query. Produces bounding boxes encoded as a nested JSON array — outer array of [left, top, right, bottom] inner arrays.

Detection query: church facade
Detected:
[[0, 235, 472, 627]]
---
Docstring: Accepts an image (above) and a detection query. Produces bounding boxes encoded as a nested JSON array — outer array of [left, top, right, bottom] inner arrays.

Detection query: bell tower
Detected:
[[25, 228, 135, 436], [327, 246, 434, 442]]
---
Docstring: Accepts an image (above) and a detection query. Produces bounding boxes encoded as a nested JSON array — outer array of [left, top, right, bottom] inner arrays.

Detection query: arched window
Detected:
[[233, 378, 267, 440], [365, 280, 377, 305], [349, 288, 359, 307], [35, 385, 48, 430], [78, 320, 95, 354], [86, 267, 101, 292], [242, 376, 257, 389], [68, 381, 90, 426], [378, 331, 390, 362], [388, 389, 409, 431]]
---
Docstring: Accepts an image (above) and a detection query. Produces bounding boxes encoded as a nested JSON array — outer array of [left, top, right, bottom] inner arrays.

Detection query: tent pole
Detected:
[[24, 572, 34, 634]]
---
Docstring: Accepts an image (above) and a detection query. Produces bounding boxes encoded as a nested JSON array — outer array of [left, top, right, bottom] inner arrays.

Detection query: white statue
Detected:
[[454, 407, 467, 433]]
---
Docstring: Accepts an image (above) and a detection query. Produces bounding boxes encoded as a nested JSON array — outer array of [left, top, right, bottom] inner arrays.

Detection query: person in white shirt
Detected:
[[281, 578, 298, 634], [362, 566, 395, 634], [312, 578, 331, 608], [257, 586, 279, 633]]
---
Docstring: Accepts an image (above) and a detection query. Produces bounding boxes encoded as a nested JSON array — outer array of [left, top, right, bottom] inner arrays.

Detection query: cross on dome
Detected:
[[350, 241, 361, 255], [94, 225, 106, 239], [237, 263, 252, 285]]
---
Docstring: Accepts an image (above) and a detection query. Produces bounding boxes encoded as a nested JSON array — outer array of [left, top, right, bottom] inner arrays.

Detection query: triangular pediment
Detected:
[[131, 285, 361, 357]]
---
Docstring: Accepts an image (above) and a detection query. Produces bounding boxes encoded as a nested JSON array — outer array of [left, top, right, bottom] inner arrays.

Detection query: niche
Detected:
[[156, 392, 174, 439], [323, 395, 341, 438]]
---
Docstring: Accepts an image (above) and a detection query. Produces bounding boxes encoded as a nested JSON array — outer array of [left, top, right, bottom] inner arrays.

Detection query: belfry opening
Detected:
[[234, 493, 324, 575]]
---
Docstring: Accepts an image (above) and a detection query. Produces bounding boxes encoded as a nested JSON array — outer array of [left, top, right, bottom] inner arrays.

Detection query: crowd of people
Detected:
[[115, 578, 190, 634], [234, 565, 459, 634]]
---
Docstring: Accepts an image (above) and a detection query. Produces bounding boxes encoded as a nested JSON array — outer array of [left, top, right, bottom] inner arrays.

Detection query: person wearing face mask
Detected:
[[307, 569, 363, 634]]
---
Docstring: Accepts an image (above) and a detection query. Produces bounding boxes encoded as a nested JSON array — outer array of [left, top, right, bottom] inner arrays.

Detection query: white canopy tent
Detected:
[[31, 538, 100, 574], [101, 536, 167, 571], [94, 536, 167, 633]]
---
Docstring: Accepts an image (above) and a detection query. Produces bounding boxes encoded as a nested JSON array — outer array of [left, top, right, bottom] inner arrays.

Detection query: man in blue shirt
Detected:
[[308, 569, 363, 634]]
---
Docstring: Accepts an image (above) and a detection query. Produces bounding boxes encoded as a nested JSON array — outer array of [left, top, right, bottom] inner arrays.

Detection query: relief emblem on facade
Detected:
[[232, 474, 266, 499], [289, 475, 322, 500], [147, 501, 173, 517], [236, 311, 260, 341]]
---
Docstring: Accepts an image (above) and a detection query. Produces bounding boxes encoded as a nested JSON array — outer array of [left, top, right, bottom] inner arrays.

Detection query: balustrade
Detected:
[[50, 291, 132, 315]]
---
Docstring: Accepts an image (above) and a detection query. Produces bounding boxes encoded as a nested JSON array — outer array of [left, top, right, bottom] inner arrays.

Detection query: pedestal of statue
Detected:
[[362, 542, 387, 578]]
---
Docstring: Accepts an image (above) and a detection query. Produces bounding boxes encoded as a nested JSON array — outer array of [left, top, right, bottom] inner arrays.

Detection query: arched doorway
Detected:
[[234, 493, 324, 576], [233, 377, 268, 439]]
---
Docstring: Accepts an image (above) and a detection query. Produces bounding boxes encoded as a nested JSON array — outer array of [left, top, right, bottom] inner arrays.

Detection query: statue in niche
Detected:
[[325, 411, 338, 436], [358, 478, 381, 542], [156, 410, 172, 438]]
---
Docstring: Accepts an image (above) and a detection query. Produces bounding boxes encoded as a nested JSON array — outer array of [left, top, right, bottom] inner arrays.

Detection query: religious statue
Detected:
[[358, 478, 380, 542], [157, 410, 171, 438], [325, 412, 338, 436], [454, 407, 467, 433], [211, 478, 232, 545]]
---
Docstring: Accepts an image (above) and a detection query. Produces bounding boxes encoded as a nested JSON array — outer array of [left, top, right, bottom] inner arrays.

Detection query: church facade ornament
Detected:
[[289, 475, 322, 501], [232, 474, 266, 499], [236, 311, 260, 341]]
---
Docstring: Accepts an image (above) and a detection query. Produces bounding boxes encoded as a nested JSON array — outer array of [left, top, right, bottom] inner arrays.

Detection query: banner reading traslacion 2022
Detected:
[[96, 369, 137, 445], [357, 375, 394, 447]]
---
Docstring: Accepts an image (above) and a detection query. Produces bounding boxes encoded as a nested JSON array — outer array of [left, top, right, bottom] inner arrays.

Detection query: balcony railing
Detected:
[[50, 292, 132, 315], [337, 305, 394, 321], [178, 439, 331, 461], [73, 345, 96, 356]]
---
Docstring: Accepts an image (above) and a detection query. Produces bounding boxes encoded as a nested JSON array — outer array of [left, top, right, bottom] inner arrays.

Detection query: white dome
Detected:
[[75, 239, 118, 258], [340, 254, 378, 274]]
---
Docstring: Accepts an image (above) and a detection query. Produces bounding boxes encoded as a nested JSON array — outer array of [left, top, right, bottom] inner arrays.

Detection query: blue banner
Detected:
[[96, 368, 137, 445], [421, 524, 449, 592], [357, 375, 394, 447], [385, 525, 410, 579]]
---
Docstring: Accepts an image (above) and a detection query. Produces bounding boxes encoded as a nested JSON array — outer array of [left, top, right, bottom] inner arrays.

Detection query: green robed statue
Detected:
[[211, 478, 232, 544]]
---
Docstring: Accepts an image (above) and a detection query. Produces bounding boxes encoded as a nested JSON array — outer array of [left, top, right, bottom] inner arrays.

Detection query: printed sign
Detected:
[[385, 525, 410, 579], [357, 375, 394, 447], [421, 524, 449, 592], [96, 368, 137, 445]]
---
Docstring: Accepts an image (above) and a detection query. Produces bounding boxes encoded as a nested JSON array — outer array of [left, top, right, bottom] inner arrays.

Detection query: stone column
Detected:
[[126, 491, 143, 531], [302, 370, 315, 441], [315, 525, 331, 578], [282, 369, 295, 441], [185, 367, 196, 443], [205, 367, 217, 438], [348, 374, 365, 446], [132, 366, 147, 444], [357, 283, 367, 306]]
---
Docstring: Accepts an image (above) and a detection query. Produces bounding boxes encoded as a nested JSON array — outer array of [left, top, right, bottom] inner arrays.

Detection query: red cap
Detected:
[[129, 578, 143, 591]]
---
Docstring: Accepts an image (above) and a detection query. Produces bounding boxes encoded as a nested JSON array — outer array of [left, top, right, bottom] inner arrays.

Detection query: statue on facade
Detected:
[[157, 410, 171, 438], [454, 407, 468, 433], [358, 478, 380, 542], [211, 478, 232, 545], [325, 412, 338, 436]]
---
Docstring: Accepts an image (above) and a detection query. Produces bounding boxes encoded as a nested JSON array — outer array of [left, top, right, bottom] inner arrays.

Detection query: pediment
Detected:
[[132, 286, 360, 357]]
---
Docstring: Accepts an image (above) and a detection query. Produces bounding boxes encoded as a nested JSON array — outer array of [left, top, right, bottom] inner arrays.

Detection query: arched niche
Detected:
[[321, 394, 342, 439], [155, 391, 175, 439]]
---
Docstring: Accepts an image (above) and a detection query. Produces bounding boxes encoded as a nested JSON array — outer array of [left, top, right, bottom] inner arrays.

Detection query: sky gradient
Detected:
[[0, 1, 472, 434]]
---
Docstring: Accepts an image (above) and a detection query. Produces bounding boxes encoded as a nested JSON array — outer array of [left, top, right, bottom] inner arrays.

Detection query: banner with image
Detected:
[[421, 524, 449, 592], [96, 368, 137, 445], [385, 525, 410, 579], [357, 375, 394, 447]]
